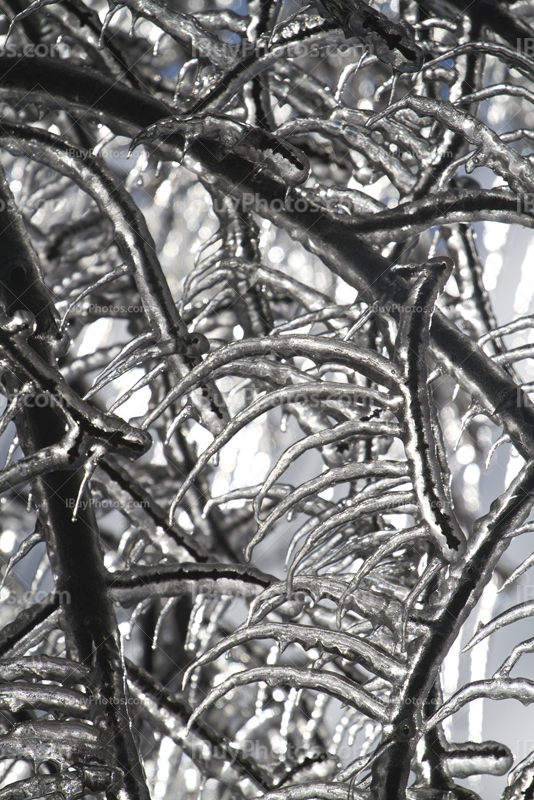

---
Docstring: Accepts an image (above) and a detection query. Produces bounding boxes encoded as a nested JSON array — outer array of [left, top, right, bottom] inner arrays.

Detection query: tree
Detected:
[[0, 0, 532, 798]]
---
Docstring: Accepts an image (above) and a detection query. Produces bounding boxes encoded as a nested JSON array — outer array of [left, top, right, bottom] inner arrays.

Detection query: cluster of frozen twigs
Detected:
[[0, 0, 534, 798]]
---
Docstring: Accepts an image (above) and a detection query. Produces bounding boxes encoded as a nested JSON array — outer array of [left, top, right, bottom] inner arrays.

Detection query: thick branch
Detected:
[[0, 163, 149, 800]]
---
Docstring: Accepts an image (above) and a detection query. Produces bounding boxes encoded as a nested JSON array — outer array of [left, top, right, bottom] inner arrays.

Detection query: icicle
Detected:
[[59, 264, 129, 334], [125, 598, 153, 641], [455, 404, 485, 450], [153, 33, 164, 56], [485, 432, 511, 470], [279, 686, 299, 754], [29, 551, 50, 600], [100, 1, 121, 48], [336, 51, 369, 102], [198, 598, 229, 655], [152, 598, 178, 650], [5, 435, 20, 469], [185, 595, 208, 652], [129, 12, 140, 37], [128, 539, 148, 566], [343, 303, 379, 341], [71, 444, 107, 522], [93, 130, 116, 158], [174, 60, 199, 105], [0, 531, 43, 593], [165, 401, 196, 444]]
